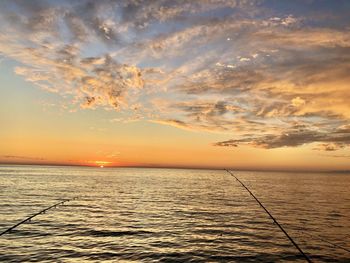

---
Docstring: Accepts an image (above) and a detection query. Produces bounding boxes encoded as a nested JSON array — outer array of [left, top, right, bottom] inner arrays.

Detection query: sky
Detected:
[[0, 0, 349, 171]]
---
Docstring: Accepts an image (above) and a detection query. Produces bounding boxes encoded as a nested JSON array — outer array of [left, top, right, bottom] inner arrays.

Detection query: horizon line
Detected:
[[0, 161, 349, 174]]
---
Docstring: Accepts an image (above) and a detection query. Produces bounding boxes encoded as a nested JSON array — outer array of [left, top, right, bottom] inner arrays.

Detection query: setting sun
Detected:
[[94, 161, 111, 167]]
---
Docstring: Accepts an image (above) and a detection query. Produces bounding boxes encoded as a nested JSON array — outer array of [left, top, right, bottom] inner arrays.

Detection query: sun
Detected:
[[92, 160, 111, 168]]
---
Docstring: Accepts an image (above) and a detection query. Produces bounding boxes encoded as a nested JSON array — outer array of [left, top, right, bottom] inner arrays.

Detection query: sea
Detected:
[[0, 165, 349, 262]]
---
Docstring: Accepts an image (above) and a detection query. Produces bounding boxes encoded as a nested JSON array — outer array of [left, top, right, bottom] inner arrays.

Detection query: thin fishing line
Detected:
[[0, 197, 78, 236], [284, 221, 350, 254], [296, 229, 350, 253], [225, 169, 312, 262]]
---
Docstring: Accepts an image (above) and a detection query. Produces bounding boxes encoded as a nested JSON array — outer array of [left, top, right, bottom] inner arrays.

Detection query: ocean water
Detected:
[[0, 165, 349, 262]]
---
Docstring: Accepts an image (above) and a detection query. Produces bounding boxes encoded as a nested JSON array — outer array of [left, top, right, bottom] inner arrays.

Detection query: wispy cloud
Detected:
[[214, 125, 350, 150], [0, 0, 349, 151], [2, 155, 46, 161]]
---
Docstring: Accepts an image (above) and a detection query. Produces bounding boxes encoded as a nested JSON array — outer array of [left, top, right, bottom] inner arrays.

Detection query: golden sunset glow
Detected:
[[93, 161, 111, 167], [0, 0, 349, 171]]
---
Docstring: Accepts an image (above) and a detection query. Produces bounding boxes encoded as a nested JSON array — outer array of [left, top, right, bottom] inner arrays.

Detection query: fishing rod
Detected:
[[225, 169, 312, 262], [0, 197, 78, 236]]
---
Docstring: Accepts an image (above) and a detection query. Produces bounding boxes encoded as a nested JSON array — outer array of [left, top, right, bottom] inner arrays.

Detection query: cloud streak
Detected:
[[214, 126, 350, 149], [2, 155, 46, 161]]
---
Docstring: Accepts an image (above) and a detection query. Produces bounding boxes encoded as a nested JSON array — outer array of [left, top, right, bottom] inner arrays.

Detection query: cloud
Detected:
[[0, 1, 350, 151], [151, 119, 195, 132], [0, 1, 157, 111], [214, 126, 350, 150], [313, 143, 345, 152], [319, 153, 350, 159], [2, 155, 46, 161], [291, 97, 306, 108]]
